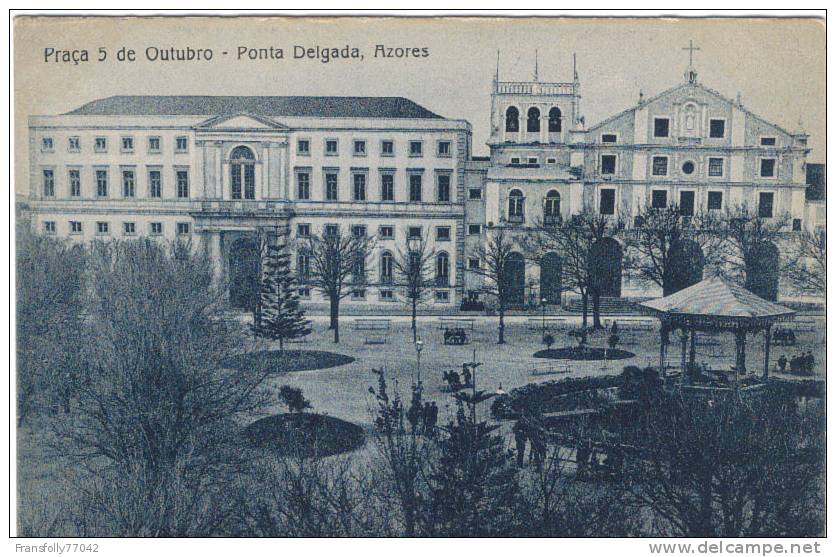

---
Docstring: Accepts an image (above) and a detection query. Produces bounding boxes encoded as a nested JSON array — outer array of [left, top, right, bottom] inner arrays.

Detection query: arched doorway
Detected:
[[504, 252, 526, 305], [746, 241, 780, 301], [540, 252, 562, 305], [228, 237, 261, 310], [588, 238, 623, 297]]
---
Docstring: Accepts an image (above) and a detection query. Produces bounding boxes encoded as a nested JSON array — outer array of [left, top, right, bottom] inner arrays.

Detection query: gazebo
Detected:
[[639, 276, 796, 384]]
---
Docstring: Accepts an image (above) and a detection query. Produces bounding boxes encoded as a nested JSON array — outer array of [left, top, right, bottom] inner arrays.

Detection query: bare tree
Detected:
[[785, 229, 826, 297], [302, 230, 374, 343], [392, 235, 436, 342], [470, 227, 517, 343]]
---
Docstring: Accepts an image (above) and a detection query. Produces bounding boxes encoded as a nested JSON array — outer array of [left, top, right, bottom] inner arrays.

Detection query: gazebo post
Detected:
[[679, 329, 688, 381], [763, 325, 772, 380], [659, 322, 668, 379], [734, 328, 747, 383]]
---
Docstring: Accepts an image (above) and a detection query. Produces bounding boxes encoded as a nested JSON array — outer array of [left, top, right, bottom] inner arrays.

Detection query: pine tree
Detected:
[[252, 235, 311, 351]]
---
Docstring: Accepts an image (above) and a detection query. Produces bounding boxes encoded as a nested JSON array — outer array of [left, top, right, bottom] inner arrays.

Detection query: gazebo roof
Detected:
[[639, 276, 795, 328]]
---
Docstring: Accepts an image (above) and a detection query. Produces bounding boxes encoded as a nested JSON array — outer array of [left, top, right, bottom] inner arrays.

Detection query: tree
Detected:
[[469, 227, 517, 343], [277, 385, 312, 413], [392, 235, 436, 342], [785, 229, 825, 297], [302, 230, 374, 343], [252, 233, 311, 351]]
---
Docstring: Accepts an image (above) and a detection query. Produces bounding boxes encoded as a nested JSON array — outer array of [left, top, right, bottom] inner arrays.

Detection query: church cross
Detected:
[[682, 40, 700, 66]]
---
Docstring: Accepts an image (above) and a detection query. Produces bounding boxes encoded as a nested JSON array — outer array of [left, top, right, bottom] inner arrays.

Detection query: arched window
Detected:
[[505, 106, 519, 132], [548, 107, 562, 133], [436, 252, 450, 286], [527, 107, 541, 133], [544, 190, 561, 222], [508, 189, 525, 221], [230, 146, 256, 200], [380, 251, 393, 284]]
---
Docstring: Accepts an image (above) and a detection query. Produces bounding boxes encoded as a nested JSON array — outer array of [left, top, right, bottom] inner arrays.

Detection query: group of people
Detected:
[[512, 412, 547, 468], [442, 365, 473, 392], [575, 439, 624, 481], [777, 352, 817, 376], [407, 399, 439, 436]]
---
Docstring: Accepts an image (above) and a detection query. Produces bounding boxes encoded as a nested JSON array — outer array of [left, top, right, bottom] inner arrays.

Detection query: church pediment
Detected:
[[195, 113, 289, 131]]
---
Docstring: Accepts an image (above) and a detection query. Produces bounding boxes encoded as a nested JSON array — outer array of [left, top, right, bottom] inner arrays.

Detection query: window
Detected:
[[601, 133, 617, 144], [408, 226, 422, 240], [467, 224, 482, 235], [758, 192, 774, 218], [176, 222, 191, 235], [379, 290, 394, 301], [436, 252, 450, 286], [381, 140, 394, 156], [69, 169, 80, 197], [378, 225, 394, 239], [297, 223, 311, 238], [654, 118, 670, 138], [679, 191, 695, 216], [409, 141, 423, 157], [793, 218, 802, 231], [508, 189, 524, 221], [351, 225, 367, 238], [122, 170, 135, 197], [175, 136, 188, 153], [96, 222, 110, 235], [297, 139, 310, 155], [760, 158, 776, 178], [314, 171, 335, 201], [68, 137, 80, 152], [682, 161, 695, 175], [42, 169, 55, 197], [123, 222, 136, 236], [435, 290, 450, 303], [544, 190, 561, 222], [297, 171, 311, 200], [505, 106, 520, 132], [41, 137, 54, 151], [148, 136, 161, 153], [510, 157, 521, 165], [94, 137, 107, 152], [353, 173, 367, 201], [601, 154, 616, 175], [70, 221, 82, 234], [121, 137, 134, 152], [527, 107, 541, 133], [380, 173, 394, 201], [351, 289, 366, 300], [150, 222, 163, 235], [96, 169, 108, 197], [176, 170, 189, 198], [437, 174, 451, 202], [352, 258, 366, 285], [709, 119, 726, 138], [651, 190, 668, 209], [230, 146, 256, 200], [599, 189, 615, 215], [325, 139, 338, 155], [149, 169, 162, 198], [380, 251, 394, 284], [548, 107, 562, 133], [43, 221, 56, 235], [708, 157, 724, 177], [324, 224, 339, 238], [298, 287, 311, 299], [353, 140, 366, 156], [409, 174, 422, 202], [436, 226, 451, 241], [760, 137, 777, 146], [707, 191, 723, 211], [528, 157, 538, 165], [297, 253, 311, 281], [652, 156, 668, 176], [547, 158, 556, 164], [468, 257, 480, 271], [468, 188, 482, 200], [437, 141, 451, 157]]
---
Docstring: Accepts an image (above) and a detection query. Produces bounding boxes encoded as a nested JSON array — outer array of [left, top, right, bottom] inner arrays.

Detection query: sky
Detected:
[[13, 16, 825, 193]]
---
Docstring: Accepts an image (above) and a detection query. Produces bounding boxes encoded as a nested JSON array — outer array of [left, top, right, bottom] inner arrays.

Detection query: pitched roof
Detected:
[[639, 276, 795, 321], [65, 95, 444, 119]]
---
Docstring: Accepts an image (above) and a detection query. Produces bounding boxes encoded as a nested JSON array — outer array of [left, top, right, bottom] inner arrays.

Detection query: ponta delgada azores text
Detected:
[[43, 44, 429, 64]]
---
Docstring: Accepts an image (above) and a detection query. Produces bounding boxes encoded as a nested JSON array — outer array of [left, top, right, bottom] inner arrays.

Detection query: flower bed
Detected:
[[223, 349, 355, 374], [244, 413, 366, 457]]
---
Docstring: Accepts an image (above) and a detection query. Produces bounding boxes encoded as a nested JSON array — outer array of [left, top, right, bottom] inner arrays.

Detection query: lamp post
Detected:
[[541, 296, 548, 339], [415, 339, 424, 387]]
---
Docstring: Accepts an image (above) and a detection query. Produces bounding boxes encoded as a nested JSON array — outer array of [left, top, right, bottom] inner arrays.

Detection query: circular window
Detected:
[[682, 161, 695, 175]]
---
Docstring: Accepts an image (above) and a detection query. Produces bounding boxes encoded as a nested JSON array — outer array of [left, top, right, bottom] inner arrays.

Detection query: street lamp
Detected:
[[415, 339, 424, 386], [541, 297, 548, 339]]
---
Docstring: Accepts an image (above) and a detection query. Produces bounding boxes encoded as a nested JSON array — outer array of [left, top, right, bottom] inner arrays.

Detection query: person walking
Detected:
[[512, 416, 528, 467]]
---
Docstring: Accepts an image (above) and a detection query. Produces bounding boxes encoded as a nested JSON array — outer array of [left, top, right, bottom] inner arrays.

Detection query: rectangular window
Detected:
[[70, 221, 82, 234], [123, 222, 136, 236], [42, 169, 55, 197], [378, 140, 394, 157], [409, 141, 423, 157], [149, 169, 162, 198], [176, 222, 191, 235], [654, 118, 670, 138], [435, 291, 450, 303], [325, 139, 338, 155], [381, 173, 395, 201], [121, 137, 134, 153], [707, 191, 723, 211], [297, 254, 311, 282], [601, 133, 617, 143], [510, 157, 521, 165], [436, 226, 451, 241], [758, 192, 774, 218], [353, 140, 366, 156], [709, 119, 726, 138], [679, 191, 695, 216], [468, 257, 480, 271], [651, 190, 668, 209], [41, 137, 54, 151], [297, 139, 310, 155], [43, 221, 56, 235], [437, 174, 451, 202], [760, 158, 776, 178], [351, 225, 367, 238], [95, 137, 107, 152], [760, 137, 777, 146], [68, 137, 80, 152], [176, 170, 189, 198], [297, 172, 311, 200], [325, 172, 338, 201], [297, 223, 311, 238], [793, 218, 802, 231], [547, 158, 556, 164], [599, 189, 615, 215], [122, 170, 136, 197], [437, 141, 451, 157], [708, 157, 724, 177], [652, 156, 668, 176], [150, 222, 163, 235], [601, 154, 616, 175], [378, 225, 394, 239], [148, 136, 161, 153], [298, 287, 311, 299], [469, 188, 482, 200], [68, 169, 80, 197], [379, 290, 394, 301], [96, 222, 110, 235], [467, 224, 482, 235], [353, 173, 367, 201], [324, 224, 339, 237], [96, 170, 108, 197], [528, 157, 538, 165], [409, 174, 422, 202], [408, 226, 422, 240], [351, 289, 366, 300], [175, 136, 188, 153]]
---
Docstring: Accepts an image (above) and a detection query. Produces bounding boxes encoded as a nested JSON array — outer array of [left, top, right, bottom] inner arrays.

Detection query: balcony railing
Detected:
[[494, 81, 576, 96], [507, 214, 525, 224]]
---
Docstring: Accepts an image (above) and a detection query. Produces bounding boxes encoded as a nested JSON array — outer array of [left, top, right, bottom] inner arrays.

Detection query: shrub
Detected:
[[278, 385, 312, 413]]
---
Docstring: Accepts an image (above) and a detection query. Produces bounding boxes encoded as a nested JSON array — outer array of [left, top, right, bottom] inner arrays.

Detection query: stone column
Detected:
[[203, 230, 224, 293]]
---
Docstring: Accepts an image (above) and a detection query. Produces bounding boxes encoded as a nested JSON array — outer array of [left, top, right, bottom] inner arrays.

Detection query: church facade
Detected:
[[25, 58, 816, 310]]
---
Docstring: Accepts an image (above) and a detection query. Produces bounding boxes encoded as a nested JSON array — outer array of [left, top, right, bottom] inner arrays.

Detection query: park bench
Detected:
[[527, 317, 569, 331], [443, 327, 471, 345], [352, 318, 391, 345], [530, 363, 572, 376], [439, 317, 476, 331]]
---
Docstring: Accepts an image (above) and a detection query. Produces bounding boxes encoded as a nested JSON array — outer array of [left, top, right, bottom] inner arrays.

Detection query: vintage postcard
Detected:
[[12, 12, 827, 544]]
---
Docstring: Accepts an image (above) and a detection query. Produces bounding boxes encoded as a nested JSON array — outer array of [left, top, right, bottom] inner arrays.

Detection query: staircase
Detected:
[[563, 296, 648, 315]]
